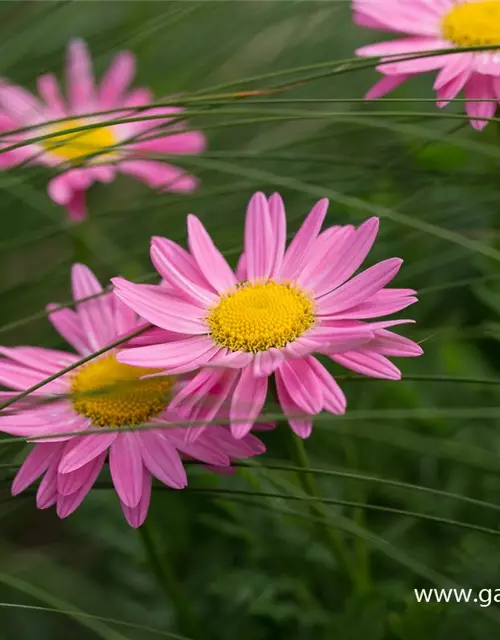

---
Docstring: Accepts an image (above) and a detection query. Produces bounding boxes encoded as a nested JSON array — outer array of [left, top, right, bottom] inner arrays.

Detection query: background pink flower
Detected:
[[353, 0, 500, 130], [0, 38, 206, 221], [113, 192, 422, 441], [0, 264, 265, 527]]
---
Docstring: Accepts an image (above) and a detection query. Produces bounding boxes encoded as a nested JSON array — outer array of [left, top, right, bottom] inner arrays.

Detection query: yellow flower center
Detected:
[[43, 119, 118, 163], [71, 354, 173, 427], [442, 1, 500, 47], [207, 280, 315, 353]]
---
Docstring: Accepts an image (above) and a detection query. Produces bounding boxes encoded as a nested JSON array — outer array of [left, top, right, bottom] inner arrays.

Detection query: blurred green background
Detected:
[[1, 1, 500, 638]]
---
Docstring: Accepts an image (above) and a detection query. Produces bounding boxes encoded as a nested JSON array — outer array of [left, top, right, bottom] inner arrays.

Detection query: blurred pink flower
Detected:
[[0, 39, 206, 221], [353, 0, 500, 130], [0, 264, 265, 528], [112, 192, 422, 441]]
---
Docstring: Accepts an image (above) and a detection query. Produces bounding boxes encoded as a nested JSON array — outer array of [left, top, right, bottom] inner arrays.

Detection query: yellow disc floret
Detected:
[[207, 280, 315, 353], [43, 119, 118, 163], [442, 1, 500, 47], [71, 353, 173, 427]]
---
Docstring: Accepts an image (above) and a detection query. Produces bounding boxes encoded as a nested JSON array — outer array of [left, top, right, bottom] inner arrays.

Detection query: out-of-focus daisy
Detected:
[[0, 39, 206, 221], [112, 192, 422, 441], [0, 264, 265, 528], [353, 0, 500, 130]]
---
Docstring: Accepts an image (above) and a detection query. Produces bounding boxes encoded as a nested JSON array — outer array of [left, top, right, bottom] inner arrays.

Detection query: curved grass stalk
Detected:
[[0, 107, 498, 159], [186, 487, 500, 539], [3, 405, 500, 445], [0, 573, 130, 640], [0, 602, 190, 639], [3, 458, 500, 515]]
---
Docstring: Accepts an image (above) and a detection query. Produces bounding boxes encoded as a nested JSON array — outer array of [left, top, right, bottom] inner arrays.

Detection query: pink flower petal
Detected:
[[12, 442, 64, 495], [66, 190, 87, 223], [434, 52, 473, 89], [119, 160, 198, 193], [364, 73, 411, 100], [121, 469, 151, 528], [326, 295, 417, 320], [167, 428, 230, 466], [98, 51, 135, 107], [91, 165, 116, 183], [322, 217, 380, 292], [57, 447, 104, 495], [139, 431, 187, 489], [187, 215, 237, 293], [245, 192, 274, 281], [72, 264, 114, 351], [111, 278, 207, 335], [368, 329, 424, 357], [66, 38, 96, 112], [109, 431, 144, 508], [252, 348, 284, 377], [0, 360, 67, 393], [353, 0, 443, 37], [118, 335, 216, 373], [123, 87, 153, 108], [0, 346, 77, 374], [465, 74, 497, 131], [275, 372, 313, 438], [379, 51, 459, 76], [0, 84, 44, 124], [236, 253, 247, 280], [169, 369, 237, 441], [280, 199, 328, 280], [205, 349, 253, 369], [59, 432, 117, 473], [150, 236, 215, 293], [306, 356, 346, 414], [318, 258, 403, 316], [305, 324, 374, 354], [268, 193, 287, 277], [136, 130, 206, 155], [113, 296, 138, 337], [48, 174, 74, 206], [300, 217, 380, 297], [57, 452, 106, 518], [37, 73, 66, 116], [293, 226, 353, 294], [332, 351, 402, 380], [473, 52, 500, 77], [230, 367, 268, 438], [36, 464, 58, 509], [356, 36, 443, 58], [46, 304, 90, 355], [150, 238, 216, 306], [277, 359, 323, 415]]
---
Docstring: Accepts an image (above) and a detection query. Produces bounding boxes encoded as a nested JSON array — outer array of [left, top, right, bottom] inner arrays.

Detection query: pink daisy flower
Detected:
[[0, 264, 265, 528], [0, 38, 206, 221], [112, 192, 422, 441], [353, 0, 500, 130]]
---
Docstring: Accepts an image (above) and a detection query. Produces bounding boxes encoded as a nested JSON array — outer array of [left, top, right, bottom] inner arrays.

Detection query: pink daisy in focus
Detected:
[[0, 38, 206, 221], [0, 264, 265, 528], [112, 192, 422, 441], [353, 0, 500, 130]]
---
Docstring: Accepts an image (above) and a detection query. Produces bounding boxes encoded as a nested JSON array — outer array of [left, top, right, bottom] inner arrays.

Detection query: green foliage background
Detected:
[[1, 1, 500, 638]]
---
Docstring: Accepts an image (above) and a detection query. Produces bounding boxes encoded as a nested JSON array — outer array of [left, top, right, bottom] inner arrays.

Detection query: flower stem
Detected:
[[341, 437, 372, 595], [139, 520, 202, 639], [286, 432, 360, 589]]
